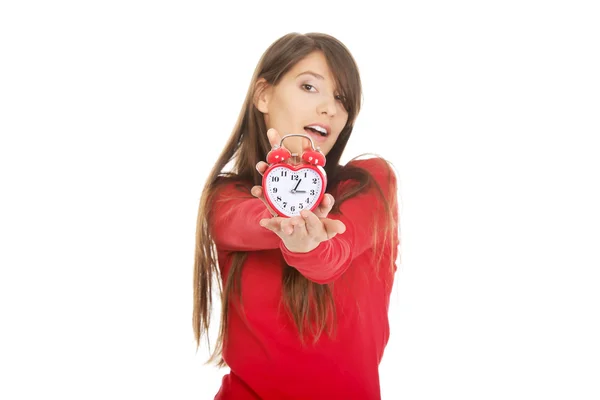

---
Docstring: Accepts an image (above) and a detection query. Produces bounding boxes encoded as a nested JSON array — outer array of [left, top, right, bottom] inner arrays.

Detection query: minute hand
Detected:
[[291, 179, 302, 193]]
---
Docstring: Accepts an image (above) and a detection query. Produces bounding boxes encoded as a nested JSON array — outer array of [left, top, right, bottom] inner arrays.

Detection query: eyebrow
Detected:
[[295, 71, 325, 80]]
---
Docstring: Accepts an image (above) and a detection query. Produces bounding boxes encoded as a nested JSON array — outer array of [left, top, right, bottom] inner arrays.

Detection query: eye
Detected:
[[335, 94, 348, 111], [302, 84, 316, 92]]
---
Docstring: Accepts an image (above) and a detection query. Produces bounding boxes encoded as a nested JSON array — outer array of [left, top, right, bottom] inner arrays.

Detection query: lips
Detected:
[[304, 123, 330, 135], [304, 127, 327, 143]]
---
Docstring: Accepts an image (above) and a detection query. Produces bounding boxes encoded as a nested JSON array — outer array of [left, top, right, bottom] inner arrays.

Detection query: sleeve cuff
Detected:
[[278, 238, 350, 284], [279, 239, 328, 261]]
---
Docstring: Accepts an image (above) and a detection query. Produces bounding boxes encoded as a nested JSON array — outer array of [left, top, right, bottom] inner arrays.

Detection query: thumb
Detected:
[[267, 128, 282, 148], [321, 218, 346, 240]]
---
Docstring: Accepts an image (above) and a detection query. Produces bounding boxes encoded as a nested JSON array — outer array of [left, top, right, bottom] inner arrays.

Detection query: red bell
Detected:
[[301, 150, 326, 167], [266, 146, 291, 164]]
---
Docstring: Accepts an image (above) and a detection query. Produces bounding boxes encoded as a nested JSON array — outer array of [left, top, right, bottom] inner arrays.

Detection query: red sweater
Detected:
[[209, 158, 399, 400]]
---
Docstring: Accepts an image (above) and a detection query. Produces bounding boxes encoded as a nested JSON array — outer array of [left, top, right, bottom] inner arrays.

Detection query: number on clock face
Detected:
[[265, 166, 324, 217]]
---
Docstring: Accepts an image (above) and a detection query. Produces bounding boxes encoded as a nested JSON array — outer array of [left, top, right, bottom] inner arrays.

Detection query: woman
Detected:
[[193, 32, 400, 399]]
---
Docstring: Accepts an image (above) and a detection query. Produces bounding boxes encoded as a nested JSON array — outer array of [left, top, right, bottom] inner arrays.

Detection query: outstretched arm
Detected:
[[208, 182, 282, 252], [261, 158, 399, 284]]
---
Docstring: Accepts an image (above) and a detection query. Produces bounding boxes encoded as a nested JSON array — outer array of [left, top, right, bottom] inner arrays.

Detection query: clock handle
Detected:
[[280, 134, 326, 167], [279, 133, 317, 151]]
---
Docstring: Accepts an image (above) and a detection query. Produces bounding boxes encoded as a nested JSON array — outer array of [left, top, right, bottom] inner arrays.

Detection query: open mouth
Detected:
[[304, 126, 328, 137]]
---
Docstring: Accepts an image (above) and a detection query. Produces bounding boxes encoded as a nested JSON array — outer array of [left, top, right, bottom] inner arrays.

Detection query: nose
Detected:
[[317, 96, 337, 117]]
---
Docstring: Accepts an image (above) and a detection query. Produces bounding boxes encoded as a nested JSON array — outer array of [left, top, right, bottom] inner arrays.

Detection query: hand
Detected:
[[259, 209, 346, 253], [251, 127, 345, 250], [252, 128, 336, 219]]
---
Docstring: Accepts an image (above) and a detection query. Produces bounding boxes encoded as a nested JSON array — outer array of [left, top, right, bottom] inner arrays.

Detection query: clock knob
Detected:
[[301, 149, 326, 167], [266, 145, 292, 164]]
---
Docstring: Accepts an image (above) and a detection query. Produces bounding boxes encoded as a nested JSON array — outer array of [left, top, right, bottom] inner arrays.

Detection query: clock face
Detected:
[[263, 165, 326, 217]]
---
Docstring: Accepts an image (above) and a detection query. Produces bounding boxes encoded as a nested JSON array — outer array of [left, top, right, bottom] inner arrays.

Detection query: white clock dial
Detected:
[[264, 166, 324, 217]]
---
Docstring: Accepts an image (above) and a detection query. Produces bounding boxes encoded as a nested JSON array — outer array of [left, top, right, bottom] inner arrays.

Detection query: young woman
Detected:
[[193, 32, 400, 399]]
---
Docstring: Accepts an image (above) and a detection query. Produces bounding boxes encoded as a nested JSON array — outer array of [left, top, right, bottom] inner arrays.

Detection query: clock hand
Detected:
[[293, 179, 302, 191], [291, 179, 302, 194]]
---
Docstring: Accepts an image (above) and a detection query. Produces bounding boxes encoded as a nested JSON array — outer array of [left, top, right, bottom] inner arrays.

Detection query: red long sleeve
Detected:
[[209, 181, 281, 251], [279, 158, 398, 284], [211, 157, 400, 400]]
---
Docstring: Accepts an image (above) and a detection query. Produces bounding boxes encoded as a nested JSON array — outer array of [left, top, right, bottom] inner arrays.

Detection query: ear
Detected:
[[253, 78, 272, 114]]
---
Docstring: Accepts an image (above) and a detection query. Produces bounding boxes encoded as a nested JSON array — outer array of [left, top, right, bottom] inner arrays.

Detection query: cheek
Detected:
[[324, 132, 341, 151], [274, 94, 305, 123], [332, 119, 347, 140]]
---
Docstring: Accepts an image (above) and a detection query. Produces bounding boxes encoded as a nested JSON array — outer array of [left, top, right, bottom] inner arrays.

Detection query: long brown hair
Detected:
[[193, 32, 399, 366]]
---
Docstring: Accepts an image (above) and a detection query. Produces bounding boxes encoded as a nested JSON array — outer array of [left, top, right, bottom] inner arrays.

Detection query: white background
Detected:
[[1, 1, 599, 399]]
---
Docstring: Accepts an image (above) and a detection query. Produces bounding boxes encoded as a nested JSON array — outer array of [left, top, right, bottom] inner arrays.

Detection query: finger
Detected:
[[281, 216, 304, 236], [255, 161, 269, 176], [267, 128, 283, 148], [251, 185, 263, 198], [277, 218, 292, 235], [314, 194, 335, 218], [266, 128, 292, 157], [259, 217, 286, 233], [300, 210, 325, 240], [251, 185, 278, 217], [321, 218, 346, 240], [291, 215, 308, 237]]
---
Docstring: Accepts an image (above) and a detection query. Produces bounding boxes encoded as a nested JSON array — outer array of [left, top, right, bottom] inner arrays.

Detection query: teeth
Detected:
[[306, 125, 327, 135]]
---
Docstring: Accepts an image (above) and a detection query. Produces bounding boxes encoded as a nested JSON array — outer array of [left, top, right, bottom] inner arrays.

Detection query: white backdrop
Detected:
[[1, 0, 599, 399]]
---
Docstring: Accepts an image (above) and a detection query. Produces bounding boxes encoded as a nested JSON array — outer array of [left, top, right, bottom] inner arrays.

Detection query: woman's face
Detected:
[[255, 51, 349, 157]]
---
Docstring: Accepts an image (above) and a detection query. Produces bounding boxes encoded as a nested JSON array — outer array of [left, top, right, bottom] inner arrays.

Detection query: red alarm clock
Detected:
[[262, 133, 327, 218]]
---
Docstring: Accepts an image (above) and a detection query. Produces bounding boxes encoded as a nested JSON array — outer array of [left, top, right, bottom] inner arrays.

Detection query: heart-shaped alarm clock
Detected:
[[262, 133, 327, 218]]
